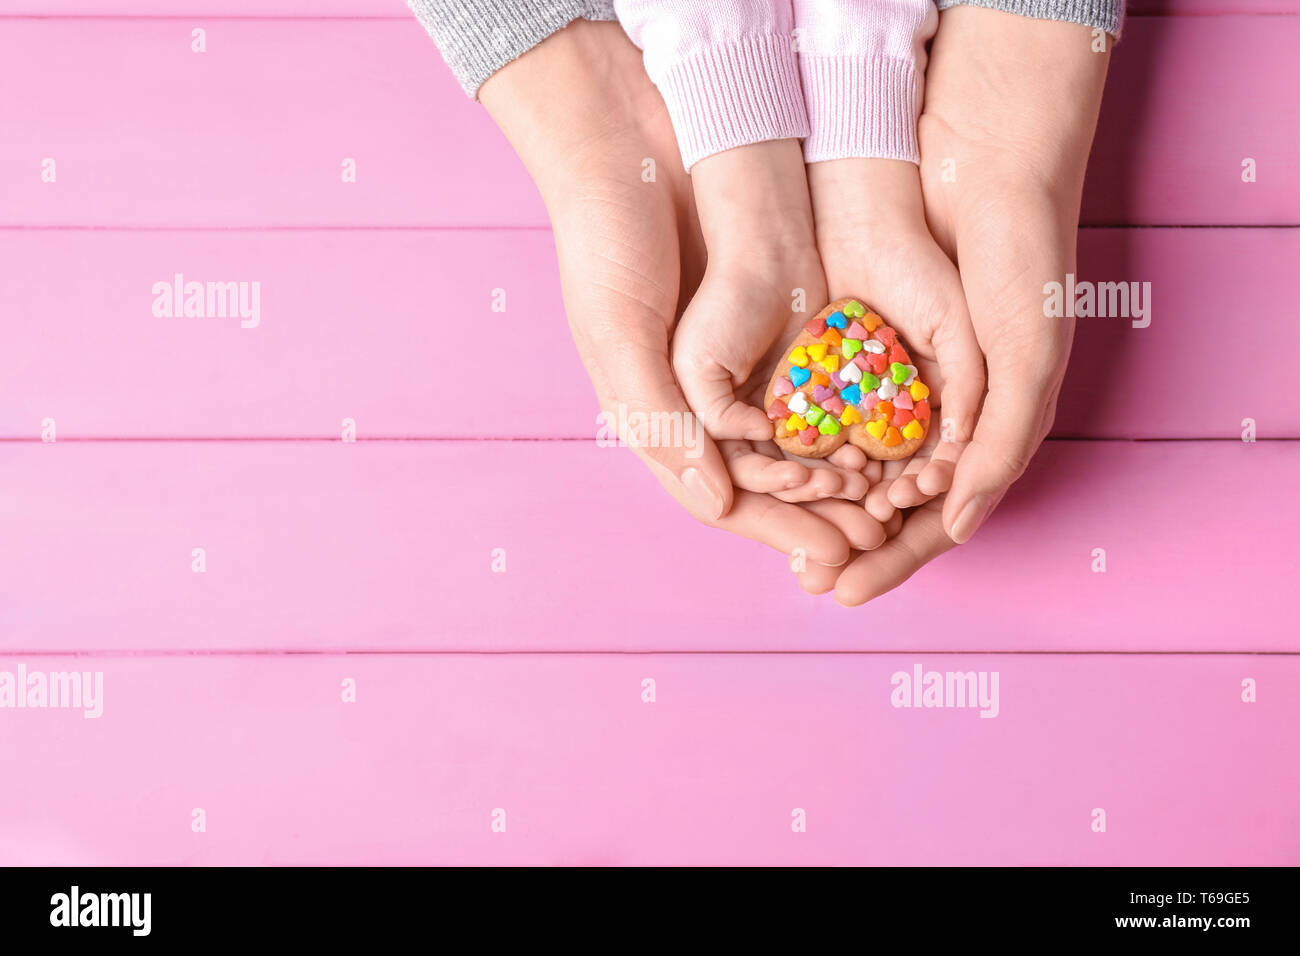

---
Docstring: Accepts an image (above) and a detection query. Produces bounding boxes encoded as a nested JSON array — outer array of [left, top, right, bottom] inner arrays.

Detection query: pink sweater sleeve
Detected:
[[613, 0, 809, 171], [794, 0, 936, 164]]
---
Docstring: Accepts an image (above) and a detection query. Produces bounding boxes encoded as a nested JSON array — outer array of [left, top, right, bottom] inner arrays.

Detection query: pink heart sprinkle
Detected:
[[893, 391, 914, 410], [823, 397, 846, 415], [813, 385, 834, 404], [773, 377, 794, 397], [846, 321, 869, 340], [829, 370, 846, 390]]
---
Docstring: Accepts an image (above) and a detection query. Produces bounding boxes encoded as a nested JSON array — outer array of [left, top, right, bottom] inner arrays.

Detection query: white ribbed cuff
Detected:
[[800, 54, 921, 164], [655, 33, 810, 171]]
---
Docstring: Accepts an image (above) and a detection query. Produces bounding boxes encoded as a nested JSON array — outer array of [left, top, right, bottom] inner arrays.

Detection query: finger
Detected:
[[592, 337, 738, 523], [672, 347, 772, 442], [942, 370, 1055, 544], [795, 560, 842, 595], [771, 464, 846, 503], [711, 491, 851, 567], [834, 502, 957, 606], [720, 441, 811, 494], [802, 499, 887, 552]]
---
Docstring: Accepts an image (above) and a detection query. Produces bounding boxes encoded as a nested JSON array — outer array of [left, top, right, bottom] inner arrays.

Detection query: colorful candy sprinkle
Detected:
[[861, 372, 881, 392], [767, 399, 790, 421], [902, 364, 918, 386], [841, 406, 862, 425], [840, 383, 862, 406], [866, 353, 888, 375], [843, 300, 866, 318], [841, 338, 862, 360], [789, 346, 809, 367], [902, 420, 925, 440], [790, 366, 811, 387], [812, 384, 834, 404], [892, 391, 913, 410], [888, 345, 910, 366], [875, 400, 895, 420], [787, 391, 809, 414], [804, 404, 826, 426], [799, 426, 818, 446], [822, 328, 843, 348], [892, 408, 914, 428], [845, 321, 869, 340], [873, 327, 897, 347], [818, 355, 840, 374], [877, 378, 898, 400], [773, 376, 794, 397], [863, 312, 882, 333], [808, 343, 828, 362], [910, 380, 930, 401], [786, 414, 807, 434], [826, 311, 848, 329], [840, 362, 863, 385], [823, 396, 845, 415], [866, 419, 888, 440], [862, 339, 886, 354], [818, 417, 841, 436], [914, 399, 931, 420], [804, 316, 827, 337], [889, 362, 909, 385], [883, 426, 903, 447]]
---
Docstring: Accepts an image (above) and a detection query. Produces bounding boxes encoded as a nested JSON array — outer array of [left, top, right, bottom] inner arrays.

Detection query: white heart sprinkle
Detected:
[[862, 340, 886, 354], [903, 364, 918, 386], [877, 379, 898, 399], [840, 363, 863, 384], [787, 391, 809, 414]]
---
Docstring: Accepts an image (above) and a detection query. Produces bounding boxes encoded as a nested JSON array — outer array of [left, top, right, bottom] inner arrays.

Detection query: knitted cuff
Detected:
[[936, 0, 1124, 38], [654, 33, 810, 171], [800, 54, 920, 164], [408, 0, 618, 99]]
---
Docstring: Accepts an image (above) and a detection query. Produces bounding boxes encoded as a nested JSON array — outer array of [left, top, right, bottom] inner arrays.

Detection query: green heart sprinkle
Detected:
[[804, 405, 826, 426], [890, 362, 909, 385], [862, 373, 881, 391], [818, 417, 841, 436], [841, 338, 862, 359], [843, 300, 865, 318]]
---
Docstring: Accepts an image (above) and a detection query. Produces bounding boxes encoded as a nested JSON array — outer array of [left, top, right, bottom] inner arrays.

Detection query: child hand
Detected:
[[807, 157, 985, 522], [673, 139, 873, 502]]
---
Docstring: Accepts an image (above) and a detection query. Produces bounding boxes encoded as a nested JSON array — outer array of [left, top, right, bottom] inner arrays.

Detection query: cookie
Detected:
[[763, 297, 931, 460]]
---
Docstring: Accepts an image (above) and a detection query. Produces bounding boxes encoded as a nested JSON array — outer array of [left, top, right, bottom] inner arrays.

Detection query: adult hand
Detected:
[[480, 20, 873, 565], [828, 7, 1111, 604]]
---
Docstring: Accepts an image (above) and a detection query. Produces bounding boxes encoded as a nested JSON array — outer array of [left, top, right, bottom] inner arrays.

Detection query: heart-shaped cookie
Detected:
[[763, 297, 931, 460]]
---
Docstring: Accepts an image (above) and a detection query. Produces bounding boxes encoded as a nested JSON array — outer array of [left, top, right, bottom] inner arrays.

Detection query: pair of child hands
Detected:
[[673, 138, 983, 543]]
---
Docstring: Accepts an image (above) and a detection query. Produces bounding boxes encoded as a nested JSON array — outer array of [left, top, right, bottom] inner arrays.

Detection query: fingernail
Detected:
[[950, 494, 990, 544], [681, 467, 725, 521]]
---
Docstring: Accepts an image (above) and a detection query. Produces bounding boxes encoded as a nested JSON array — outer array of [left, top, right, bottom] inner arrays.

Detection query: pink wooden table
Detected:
[[0, 1, 1297, 865]]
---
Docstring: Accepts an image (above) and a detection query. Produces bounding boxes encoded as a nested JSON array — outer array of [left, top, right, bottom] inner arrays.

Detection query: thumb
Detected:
[[942, 370, 1057, 543], [592, 335, 736, 523]]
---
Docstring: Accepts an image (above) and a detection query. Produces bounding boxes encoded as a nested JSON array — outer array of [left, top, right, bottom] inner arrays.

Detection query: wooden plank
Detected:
[[0, 18, 1293, 227], [1, 439, 1294, 653], [2, 227, 1293, 440], [0, 653, 1294, 865]]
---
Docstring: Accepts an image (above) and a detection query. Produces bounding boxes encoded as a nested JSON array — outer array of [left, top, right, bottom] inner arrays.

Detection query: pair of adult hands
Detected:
[[481, 9, 1109, 604]]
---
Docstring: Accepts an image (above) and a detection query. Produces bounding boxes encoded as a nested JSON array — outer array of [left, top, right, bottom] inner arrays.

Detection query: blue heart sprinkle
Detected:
[[789, 366, 811, 387], [840, 383, 861, 406], [826, 311, 848, 329]]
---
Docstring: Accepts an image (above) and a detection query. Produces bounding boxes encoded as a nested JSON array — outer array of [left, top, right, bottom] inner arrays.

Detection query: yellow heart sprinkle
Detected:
[[909, 380, 930, 401], [819, 356, 840, 373], [789, 346, 809, 368], [902, 420, 925, 440], [866, 419, 888, 440], [807, 343, 828, 361], [840, 406, 862, 426], [786, 414, 807, 434]]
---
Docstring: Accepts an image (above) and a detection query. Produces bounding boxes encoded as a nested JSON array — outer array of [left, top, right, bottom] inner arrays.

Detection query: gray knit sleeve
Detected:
[[408, 0, 618, 99], [936, 0, 1124, 36]]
